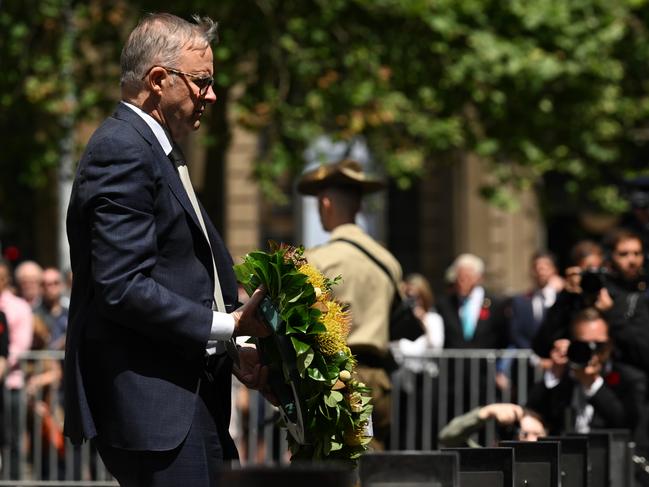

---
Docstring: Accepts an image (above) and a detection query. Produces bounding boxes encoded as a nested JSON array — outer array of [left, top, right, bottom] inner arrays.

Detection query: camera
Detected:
[[580, 267, 608, 303], [629, 189, 649, 210], [567, 340, 607, 368]]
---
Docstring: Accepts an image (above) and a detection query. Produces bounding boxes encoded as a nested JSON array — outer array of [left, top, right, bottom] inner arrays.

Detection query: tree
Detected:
[[4, 0, 649, 263], [223, 0, 649, 212], [0, 0, 129, 265]]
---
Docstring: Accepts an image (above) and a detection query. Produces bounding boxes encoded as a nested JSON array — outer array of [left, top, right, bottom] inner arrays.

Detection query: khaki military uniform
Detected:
[[306, 223, 401, 450]]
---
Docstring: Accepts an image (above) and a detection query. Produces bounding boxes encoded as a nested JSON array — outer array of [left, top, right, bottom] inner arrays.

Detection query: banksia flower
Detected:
[[315, 301, 351, 356], [298, 263, 329, 300]]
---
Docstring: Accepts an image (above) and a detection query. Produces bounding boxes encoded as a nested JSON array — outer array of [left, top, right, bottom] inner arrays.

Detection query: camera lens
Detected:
[[567, 341, 594, 367]]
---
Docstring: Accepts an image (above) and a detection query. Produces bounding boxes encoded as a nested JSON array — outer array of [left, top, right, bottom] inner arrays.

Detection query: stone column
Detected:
[[420, 152, 543, 294], [452, 152, 542, 294]]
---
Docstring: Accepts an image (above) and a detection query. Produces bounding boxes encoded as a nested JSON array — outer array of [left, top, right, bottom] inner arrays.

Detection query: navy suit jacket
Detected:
[[64, 103, 238, 452], [509, 293, 540, 349], [438, 291, 508, 349]]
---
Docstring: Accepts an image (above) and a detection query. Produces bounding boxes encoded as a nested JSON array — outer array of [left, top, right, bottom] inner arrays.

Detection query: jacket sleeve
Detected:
[[604, 293, 649, 374], [438, 407, 485, 448], [531, 291, 577, 358], [589, 383, 628, 429]]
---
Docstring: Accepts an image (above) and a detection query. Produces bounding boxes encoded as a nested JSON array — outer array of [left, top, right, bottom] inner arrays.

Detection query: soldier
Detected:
[[297, 159, 402, 450]]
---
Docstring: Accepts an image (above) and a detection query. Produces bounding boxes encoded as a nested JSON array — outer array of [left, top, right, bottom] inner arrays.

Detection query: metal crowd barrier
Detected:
[[1, 349, 539, 484]]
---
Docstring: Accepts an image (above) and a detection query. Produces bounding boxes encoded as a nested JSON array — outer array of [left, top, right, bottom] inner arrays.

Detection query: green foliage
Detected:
[[226, 0, 649, 211], [234, 243, 372, 465], [6, 0, 649, 236]]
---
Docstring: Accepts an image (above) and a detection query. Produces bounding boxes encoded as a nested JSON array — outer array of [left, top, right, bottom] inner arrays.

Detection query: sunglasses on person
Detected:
[[142, 66, 214, 96]]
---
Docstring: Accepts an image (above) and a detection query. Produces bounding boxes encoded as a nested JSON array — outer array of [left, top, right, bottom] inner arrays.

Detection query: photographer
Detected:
[[533, 231, 649, 375], [599, 228, 649, 374], [532, 240, 606, 359], [527, 308, 643, 435]]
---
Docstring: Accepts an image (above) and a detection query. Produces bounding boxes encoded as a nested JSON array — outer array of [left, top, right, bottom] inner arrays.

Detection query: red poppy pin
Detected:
[[605, 371, 620, 386], [479, 299, 491, 321]]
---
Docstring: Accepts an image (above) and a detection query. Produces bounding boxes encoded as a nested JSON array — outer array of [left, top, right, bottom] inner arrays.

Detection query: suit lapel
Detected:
[[112, 104, 207, 241], [160, 151, 206, 236]]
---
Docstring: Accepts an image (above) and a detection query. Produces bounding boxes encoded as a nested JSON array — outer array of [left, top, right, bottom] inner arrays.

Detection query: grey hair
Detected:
[[120, 13, 218, 89], [446, 253, 485, 282]]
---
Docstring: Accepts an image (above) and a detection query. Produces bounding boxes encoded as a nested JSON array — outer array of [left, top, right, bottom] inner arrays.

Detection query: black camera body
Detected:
[[567, 340, 606, 368], [580, 267, 608, 303]]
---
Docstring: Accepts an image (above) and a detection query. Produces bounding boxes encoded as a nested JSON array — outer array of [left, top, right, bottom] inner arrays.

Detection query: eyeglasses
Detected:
[[142, 66, 214, 96]]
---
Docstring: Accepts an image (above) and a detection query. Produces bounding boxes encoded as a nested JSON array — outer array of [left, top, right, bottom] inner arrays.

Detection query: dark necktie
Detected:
[[168, 144, 186, 168], [167, 143, 239, 364]]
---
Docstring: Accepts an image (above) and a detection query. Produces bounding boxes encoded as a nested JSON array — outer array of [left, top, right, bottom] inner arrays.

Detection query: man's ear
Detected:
[[320, 195, 331, 211], [145, 66, 167, 96]]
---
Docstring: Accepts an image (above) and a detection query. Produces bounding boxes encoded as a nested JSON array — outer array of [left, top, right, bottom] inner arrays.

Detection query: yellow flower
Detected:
[[315, 301, 351, 356], [298, 263, 330, 301]]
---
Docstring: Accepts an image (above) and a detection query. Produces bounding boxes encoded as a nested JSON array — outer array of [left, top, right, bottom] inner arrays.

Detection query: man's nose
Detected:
[[203, 85, 217, 104]]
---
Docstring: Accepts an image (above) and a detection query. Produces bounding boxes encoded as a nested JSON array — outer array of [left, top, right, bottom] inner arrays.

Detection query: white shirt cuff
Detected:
[[583, 376, 604, 397], [210, 311, 235, 341]]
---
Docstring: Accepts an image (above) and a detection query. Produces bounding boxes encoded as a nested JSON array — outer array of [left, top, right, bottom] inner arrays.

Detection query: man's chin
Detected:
[[624, 270, 641, 281]]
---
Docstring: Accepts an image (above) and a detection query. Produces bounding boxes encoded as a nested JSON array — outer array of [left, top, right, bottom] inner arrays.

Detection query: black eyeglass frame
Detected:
[[142, 65, 214, 96]]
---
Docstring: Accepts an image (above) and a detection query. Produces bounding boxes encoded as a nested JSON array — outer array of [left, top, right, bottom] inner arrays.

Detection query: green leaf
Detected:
[[307, 366, 327, 382], [330, 441, 343, 452], [287, 289, 305, 303], [291, 337, 315, 377], [324, 390, 344, 407]]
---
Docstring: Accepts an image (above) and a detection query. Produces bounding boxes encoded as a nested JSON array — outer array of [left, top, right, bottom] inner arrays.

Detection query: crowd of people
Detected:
[[0, 259, 70, 477], [389, 227, 649, 455], [2, 217, 649, 473]]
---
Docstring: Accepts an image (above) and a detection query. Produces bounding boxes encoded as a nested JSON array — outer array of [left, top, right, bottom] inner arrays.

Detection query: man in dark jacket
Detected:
[[438, 253, 507, 350], [527, 308, 643, 435], [65, 13, 271, 486]]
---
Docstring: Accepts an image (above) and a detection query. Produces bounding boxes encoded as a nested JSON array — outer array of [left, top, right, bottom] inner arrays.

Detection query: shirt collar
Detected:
[[121, 101, 172, 156]]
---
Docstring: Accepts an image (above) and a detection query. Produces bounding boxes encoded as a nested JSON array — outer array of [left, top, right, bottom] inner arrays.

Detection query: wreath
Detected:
[[233, 243, 373, 465]]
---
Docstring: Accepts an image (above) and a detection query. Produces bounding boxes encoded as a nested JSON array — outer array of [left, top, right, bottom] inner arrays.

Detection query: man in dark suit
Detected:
[[65, 13, 270, 486], [509, 251, 564, 350], [438, 254, 508, 414], [438, 253, 507, 349], [526, 308, 643, 435]]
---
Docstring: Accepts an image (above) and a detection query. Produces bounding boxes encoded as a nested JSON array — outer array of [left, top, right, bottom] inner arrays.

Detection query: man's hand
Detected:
[[549, 338, 570, 378], [548, 274, 565, 293], [594, 287, 614, 312], [478, 403, 523, 425], [572, 364, 600, 389], [232, 346, 278, 405], [232, 287, 271, 338], [572, 346, 608, 389], [495, 372, 510, 392]]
